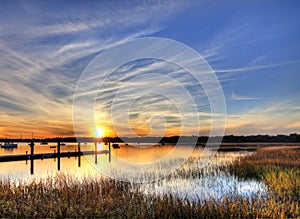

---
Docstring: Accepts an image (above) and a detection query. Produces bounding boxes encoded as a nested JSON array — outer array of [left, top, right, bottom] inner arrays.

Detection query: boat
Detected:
[[40, 141, 48, 145], [50, 145, 56, 149], [60, 143, 66, 146], [1, 141, 18, 149], [112, 143, 120, 149]]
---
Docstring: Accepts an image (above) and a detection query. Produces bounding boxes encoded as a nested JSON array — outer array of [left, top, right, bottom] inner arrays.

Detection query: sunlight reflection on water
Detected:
[[142, 174, 267, 201], [0, 143, 267, 201], [138, 149, 267, 201]]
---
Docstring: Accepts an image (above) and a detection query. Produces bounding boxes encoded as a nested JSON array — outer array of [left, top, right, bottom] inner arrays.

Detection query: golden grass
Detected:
[[0, 146, 299, 218], [229, 146, 300, 217], [229, 146, 300, 186], [0, 175, 298, 218]]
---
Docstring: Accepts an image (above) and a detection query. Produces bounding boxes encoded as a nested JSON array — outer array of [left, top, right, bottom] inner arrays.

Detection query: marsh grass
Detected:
[[229, 146, 300, 193], [229, 146, 300, 216], [0, 146, 299, 218], [0, 175, 298, 218]]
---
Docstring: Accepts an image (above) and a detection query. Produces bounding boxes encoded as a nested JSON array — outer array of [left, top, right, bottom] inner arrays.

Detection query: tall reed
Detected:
[[0, 146, 299, 218]]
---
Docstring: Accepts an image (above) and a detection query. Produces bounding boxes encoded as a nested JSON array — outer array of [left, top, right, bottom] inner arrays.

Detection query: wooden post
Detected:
[[78, 142, 81, 167], [57, 141, 61, 171], [94, 142, 98, 164], [29, 141, 34, 175], [108, 141, 111, 163], [78, 142, 81, 153]]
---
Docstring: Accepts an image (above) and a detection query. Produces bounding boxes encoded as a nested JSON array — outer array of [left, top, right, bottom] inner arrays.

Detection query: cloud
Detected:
[[230, 91, 262, 101], [75, 51, 223, 137], [201, 24, 251, 62], [0, 1, 190, 137], [250, 55, 267, 65], [214, 61, 300, 74], [225, 101, 300, 135], [285, 121, 300, 129], [0, 1, 298, 137]]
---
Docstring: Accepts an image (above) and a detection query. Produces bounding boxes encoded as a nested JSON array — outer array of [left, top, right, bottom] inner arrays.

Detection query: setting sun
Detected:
[[95, 127, 105, 138]]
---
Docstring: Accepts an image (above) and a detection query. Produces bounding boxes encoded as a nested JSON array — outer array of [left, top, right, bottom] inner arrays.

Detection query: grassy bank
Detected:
[[0, 146, 299, 218], [1, 175, 299, 218], [229, 146, 300, 197]]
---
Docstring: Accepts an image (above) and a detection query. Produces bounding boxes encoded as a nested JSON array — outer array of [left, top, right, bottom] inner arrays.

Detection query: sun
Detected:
[[95, 127, 105, 138]]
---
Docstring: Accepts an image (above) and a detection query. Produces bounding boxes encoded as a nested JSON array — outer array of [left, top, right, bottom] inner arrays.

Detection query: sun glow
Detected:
[[95, 127, 105, 138]]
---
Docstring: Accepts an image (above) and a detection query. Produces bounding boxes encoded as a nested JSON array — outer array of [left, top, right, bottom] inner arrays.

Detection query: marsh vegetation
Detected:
[[0, 146, 299, 218]]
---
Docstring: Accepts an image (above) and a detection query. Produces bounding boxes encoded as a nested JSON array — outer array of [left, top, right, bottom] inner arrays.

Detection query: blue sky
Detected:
[[0, 0, 299, 138]]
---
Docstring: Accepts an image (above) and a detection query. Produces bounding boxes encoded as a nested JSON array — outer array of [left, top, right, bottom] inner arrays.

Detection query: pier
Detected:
[[0, 141, 112, 174], [0, 150, 109, 162]]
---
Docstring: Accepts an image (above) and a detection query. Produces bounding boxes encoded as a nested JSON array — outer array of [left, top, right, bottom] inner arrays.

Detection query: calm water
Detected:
[[0, 142, 267, 200], [0, 142, 177, 180], [1, 142, 120, 180]]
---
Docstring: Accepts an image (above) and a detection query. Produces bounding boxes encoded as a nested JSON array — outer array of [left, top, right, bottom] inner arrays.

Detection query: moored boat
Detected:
[[112, 143, 120, 149], [1, 141, 18, 148]]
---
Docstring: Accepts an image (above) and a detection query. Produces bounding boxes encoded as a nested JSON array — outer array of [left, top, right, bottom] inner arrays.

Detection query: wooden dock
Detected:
[[0, 141, 112, 174], [0, 150, 109, 163]]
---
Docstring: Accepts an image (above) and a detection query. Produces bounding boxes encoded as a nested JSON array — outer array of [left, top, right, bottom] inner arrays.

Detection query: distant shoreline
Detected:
[[1, 133, 299, 144]]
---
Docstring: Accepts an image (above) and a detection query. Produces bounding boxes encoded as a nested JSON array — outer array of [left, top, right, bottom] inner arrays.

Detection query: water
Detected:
[[141, 152, 267, 201], [0, 142, 108, 180], [0, 142, 267, 200]]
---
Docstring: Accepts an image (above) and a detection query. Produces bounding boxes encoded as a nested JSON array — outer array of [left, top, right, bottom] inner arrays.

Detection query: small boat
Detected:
[[1, 141, 18, 148], [60, 143, 66, 146], [112, 143, 120, 149], [50, 145, 56, 149], [40, 141, 48, 145]]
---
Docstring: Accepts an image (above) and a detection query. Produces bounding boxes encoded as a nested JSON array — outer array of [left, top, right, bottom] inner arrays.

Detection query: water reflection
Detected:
[[143, 175, 267, 201], [141, 152, 267, 201], [0, 142, 111, 179], [0, 143, 267, 201]]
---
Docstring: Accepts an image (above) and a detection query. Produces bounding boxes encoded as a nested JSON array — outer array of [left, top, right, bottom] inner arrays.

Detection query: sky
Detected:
[[0, 0, 299, 138]]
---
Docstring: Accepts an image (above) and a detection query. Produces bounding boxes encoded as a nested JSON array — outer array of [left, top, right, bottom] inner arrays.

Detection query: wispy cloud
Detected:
[[87, 58, 212, 137], [215, 61, 300, 74], [230, 91, 262, 101], [201, 24, 251, 62], [0, 1, 187, 137], [225, 101, 300, 135], [250, 55, 267, 65], [0, 1, 299, 137]]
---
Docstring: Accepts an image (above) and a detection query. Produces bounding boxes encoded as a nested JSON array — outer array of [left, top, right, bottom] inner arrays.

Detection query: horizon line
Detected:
[[0, 133, 299, 140]]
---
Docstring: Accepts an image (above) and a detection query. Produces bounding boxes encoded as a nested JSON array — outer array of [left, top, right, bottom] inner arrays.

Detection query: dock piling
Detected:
[[94, 142, 98, 164], [57, 141, 61, 171], [108, 142, 111, 163], [78, 142, 81, 167], [29, 141, 34, 175]]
